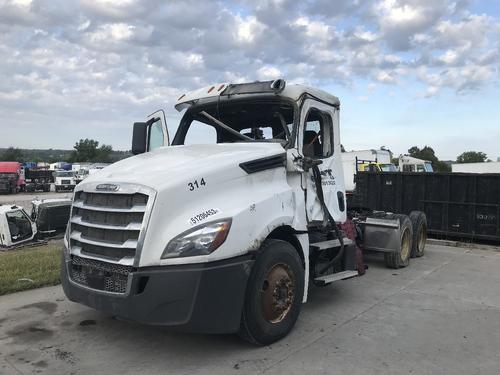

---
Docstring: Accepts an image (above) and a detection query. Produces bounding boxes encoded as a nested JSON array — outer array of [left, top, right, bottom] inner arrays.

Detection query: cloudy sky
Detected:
[[0, 0, 499, 160]]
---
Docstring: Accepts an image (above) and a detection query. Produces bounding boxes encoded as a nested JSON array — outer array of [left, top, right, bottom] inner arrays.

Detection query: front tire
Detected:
[[239, 239, 304, 345]]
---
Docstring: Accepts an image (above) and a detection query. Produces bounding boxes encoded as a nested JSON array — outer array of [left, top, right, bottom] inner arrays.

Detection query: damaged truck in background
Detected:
[[61, 80, 428, 345], [0, 198, 71, 248]]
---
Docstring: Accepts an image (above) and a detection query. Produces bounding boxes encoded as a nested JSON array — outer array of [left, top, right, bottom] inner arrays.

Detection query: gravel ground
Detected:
[[0, 190, 73, 213]]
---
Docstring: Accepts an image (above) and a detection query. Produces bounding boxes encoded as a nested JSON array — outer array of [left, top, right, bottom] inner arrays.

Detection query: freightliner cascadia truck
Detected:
[[61, 80, 427, 345]]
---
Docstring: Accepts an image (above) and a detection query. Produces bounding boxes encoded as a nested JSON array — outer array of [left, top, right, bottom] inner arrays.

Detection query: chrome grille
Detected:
[[69, 189, 150, 262], [69, 255, 132, 293]]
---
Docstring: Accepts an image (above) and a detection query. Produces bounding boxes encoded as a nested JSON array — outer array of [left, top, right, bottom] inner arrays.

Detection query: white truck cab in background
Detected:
[[0, 205, 37, 247], [341, 149, 396, 192], [61, 80, 427, 345], [53, 170, 77, 192], [398, 154, 433, 172]]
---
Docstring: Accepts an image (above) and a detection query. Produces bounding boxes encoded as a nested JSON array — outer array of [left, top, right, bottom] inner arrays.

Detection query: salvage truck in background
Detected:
[[0, 162, 24, 194], [53, 170, 77, 192], [0, 198, 71, 248], [61, 80, 428, 345], [24, 167, 53, 192]]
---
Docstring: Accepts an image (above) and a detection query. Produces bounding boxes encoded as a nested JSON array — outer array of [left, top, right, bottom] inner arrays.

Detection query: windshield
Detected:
[[54, 171, 74, 177], [380, 164, 397, 172], [424, 162, 433, 172], [173, 99, 295, 146]]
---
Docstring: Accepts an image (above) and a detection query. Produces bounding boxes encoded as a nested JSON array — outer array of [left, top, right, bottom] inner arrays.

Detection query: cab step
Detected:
[[314, 270, 359, 285], [310, 238, 353, 251]]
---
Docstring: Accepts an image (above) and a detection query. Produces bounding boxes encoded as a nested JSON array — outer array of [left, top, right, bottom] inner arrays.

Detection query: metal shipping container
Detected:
[[352, 172, 500, 242]]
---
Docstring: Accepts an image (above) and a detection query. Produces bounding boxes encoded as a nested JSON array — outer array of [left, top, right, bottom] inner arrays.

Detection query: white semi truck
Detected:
[[53, 170, 77, 192], [61, 80, 427, 345]]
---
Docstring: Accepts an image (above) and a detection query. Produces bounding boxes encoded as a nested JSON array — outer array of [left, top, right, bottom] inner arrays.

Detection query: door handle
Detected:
[[337, 191, 345, 212]]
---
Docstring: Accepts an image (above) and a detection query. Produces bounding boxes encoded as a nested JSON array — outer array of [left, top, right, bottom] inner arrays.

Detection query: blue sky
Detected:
[[0, 0, 499, 161]]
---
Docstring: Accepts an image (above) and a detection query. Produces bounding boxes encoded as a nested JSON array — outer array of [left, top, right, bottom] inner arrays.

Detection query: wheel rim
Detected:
[[401, 228, 411, 260], [417, 224, 427, 253], [260, 263, 295, 324]]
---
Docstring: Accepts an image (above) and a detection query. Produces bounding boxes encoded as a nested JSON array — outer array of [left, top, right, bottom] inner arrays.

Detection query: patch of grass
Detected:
[[0, 241, 62, 295]]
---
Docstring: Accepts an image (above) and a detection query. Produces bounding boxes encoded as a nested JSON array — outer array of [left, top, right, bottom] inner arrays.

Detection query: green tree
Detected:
[[70, 139, 113, 163], [0, 147, 24, 162], [456, 151, 488, 163], [408, 145, 451, 172]]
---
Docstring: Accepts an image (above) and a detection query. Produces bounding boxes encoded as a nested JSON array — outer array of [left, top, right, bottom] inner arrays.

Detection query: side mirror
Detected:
[[132, 122, 148, 155]]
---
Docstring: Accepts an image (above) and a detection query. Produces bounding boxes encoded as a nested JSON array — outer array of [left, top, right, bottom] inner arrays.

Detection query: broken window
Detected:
[[303, 108, 333, 159], [6, 210, 33, 243], [174, 99, 295, 146]]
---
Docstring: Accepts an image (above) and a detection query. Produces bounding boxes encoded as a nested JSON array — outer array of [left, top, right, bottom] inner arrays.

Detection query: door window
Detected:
[[6, 210, 32, 243], [149, 119, 164, 151], [303, 109, 333, 158]]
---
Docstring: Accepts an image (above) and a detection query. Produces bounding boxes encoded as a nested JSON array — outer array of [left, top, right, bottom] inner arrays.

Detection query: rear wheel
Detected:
[[384, 214, 413, 269], [409, 211, 427, 258], [239, 239, 304, 345]]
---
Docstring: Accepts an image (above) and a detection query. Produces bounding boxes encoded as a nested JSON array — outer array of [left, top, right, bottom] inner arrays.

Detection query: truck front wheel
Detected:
[[239, 239, 304, 345], [384, 214, 413, 269]]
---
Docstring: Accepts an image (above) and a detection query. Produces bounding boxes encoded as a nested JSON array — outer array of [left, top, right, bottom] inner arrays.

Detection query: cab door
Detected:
[[300, 99, 346, 225], [146, 110, 170, 150]]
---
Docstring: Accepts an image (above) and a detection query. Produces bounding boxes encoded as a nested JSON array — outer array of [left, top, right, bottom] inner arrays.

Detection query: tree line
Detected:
[[0, 141, 492, 172], [0, 139, 131, 164], [400, 146, 490, 172]]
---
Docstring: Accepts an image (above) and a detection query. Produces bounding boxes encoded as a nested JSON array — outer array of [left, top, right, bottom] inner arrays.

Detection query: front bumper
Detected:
[[61, 252, 254, 334], [56, 184, 76, 190]]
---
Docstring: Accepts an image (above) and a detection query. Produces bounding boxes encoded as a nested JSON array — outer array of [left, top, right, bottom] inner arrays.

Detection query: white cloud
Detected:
[[376, 70, 396, 83], [235, 15, 266, 43], [0, 0, 498, 149], [257, 66, 282, 80]]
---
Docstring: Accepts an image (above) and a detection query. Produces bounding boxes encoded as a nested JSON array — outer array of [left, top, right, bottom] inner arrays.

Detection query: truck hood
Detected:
[[81, 143, 286, 191]]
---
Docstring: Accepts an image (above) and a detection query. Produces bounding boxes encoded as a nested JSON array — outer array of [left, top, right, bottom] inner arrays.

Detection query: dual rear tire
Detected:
[[384, 214, 413, 269], [383, 211, 427, 268], [409, 211, 427, 258]]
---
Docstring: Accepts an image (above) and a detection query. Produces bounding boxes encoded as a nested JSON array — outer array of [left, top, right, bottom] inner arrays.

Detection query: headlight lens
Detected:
[[161, 219, 232, 259]]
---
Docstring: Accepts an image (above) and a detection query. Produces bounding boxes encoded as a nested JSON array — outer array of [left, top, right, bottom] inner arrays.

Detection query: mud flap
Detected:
[[361, 217, 401, 253]]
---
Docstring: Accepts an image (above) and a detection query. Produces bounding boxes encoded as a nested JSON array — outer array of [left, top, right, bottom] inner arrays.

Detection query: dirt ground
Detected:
[[1, 243, 499, 374]]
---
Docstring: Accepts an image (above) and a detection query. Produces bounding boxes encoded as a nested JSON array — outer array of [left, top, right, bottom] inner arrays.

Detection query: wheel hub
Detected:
[[401, 228, 411, 260], [261, 264, 295, 324]]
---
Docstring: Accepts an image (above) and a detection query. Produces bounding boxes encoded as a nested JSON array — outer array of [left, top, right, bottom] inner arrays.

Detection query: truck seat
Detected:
[[303, 130, 322, 158]]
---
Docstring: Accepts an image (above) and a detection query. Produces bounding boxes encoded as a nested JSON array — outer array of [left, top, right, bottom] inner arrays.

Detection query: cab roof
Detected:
[[0, 205, 20, 214], [175, 79, 340, 111]]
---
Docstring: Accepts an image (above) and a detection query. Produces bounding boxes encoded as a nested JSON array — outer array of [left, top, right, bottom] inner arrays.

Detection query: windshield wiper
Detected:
[[199, 111, 255, 142]]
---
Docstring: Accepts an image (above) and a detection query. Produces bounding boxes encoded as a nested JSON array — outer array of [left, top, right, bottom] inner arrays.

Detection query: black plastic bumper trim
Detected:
[[61, 253, 254, 334]]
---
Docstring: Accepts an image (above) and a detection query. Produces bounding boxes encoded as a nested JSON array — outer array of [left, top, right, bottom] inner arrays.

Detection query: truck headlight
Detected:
[[161, 219, 232, 259]]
